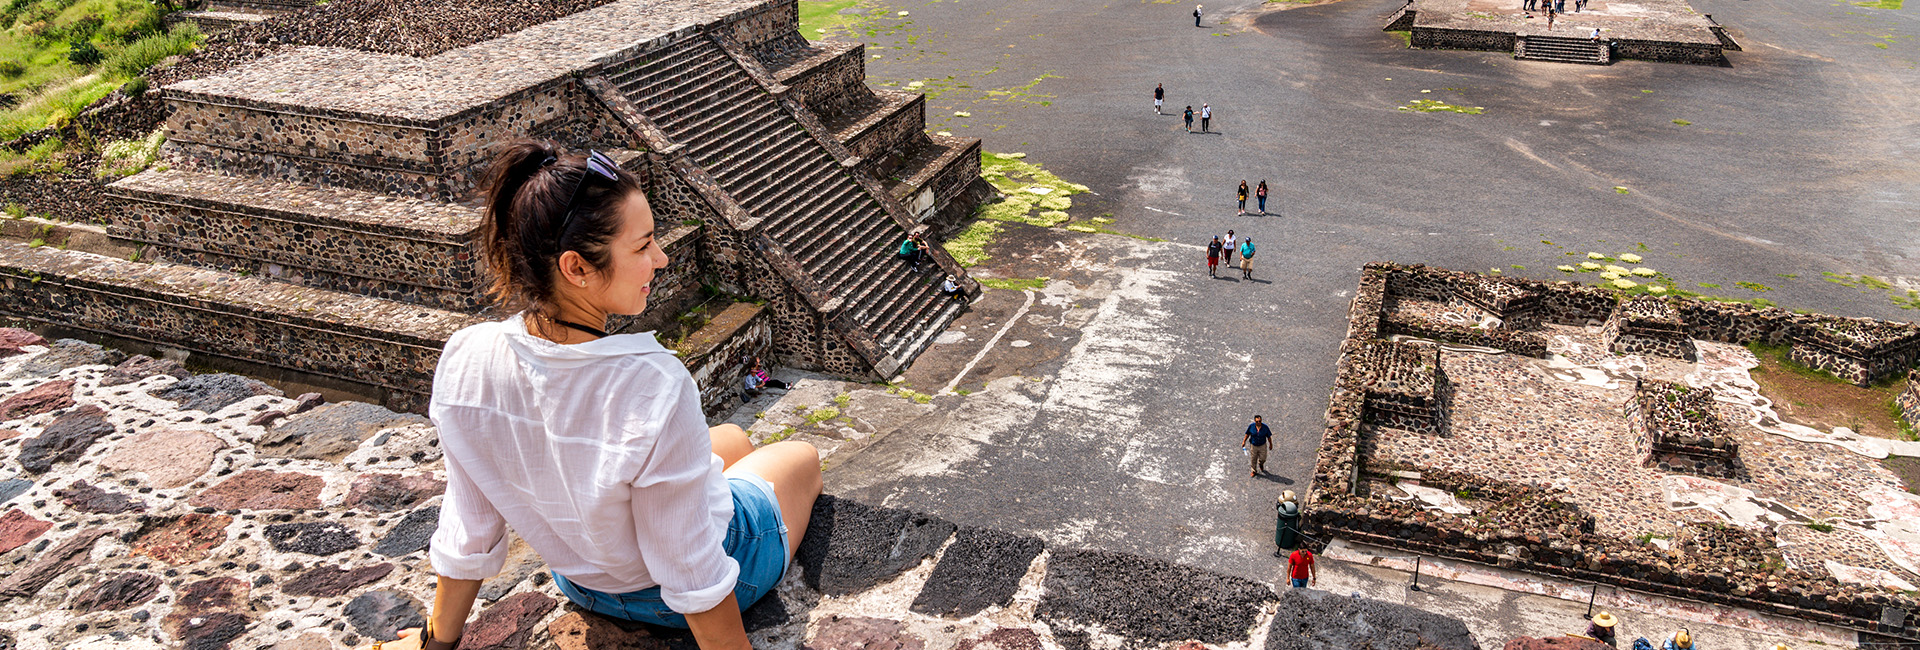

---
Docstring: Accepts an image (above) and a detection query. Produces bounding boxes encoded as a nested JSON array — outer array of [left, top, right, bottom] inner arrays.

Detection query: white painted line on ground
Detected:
[[941, 289, 1036, 395]]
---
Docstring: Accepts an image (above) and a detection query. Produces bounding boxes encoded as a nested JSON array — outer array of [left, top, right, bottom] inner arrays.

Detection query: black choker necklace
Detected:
[[550, 317, 609, 339]]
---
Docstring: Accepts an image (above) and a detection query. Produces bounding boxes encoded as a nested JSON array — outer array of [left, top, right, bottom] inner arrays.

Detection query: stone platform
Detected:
[[1312, 264, 1920, 641], [1388, 0, 1737, 65], [0, 335, 1480, 650]]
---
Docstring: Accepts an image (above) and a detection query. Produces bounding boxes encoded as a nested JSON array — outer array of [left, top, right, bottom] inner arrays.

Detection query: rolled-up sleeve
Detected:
[[628, 378, 738, 614], [430, 449, 510, 580]]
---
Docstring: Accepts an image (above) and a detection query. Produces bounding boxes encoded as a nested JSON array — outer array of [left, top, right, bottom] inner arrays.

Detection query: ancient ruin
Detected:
[[1384, 0, 1741, 65], [1312, 263, 1920, 641], [0, 0, 991, 413]]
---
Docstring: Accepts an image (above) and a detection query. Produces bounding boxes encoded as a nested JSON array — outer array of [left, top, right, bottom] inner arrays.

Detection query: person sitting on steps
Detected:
[[367, 140, 822, 650]]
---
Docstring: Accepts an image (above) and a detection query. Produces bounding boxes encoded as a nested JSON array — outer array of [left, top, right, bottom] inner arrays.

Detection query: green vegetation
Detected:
[[797, 0, 863, 40], [1734, 281, 1772, 292], [92, 125, 159, 177], [1671, 118, 1692, 125], [943, 219, 998, 267], [1855, 0, 1903, 9], [978, 276, 1048, 291], [887, 383, 934, 404], [1398, 99, 1483, 114], [1387, 30, 1411, 46], [0, 0, 200, 145]]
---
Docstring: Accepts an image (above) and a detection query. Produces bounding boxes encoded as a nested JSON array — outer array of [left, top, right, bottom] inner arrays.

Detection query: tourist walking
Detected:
[[1546, 7, 1555, 30], [1221, 230, 1237, 265], [1200, 103, 1212, 133], [1584, 612, 1618, 647], [1242, 415, 1272, 476], [1287, 545, 1317, 588], [1194, 4, 1203, 26], [1239, 237, 1255, 279], [1154, 83, 1165, 114], [1206, 236, 1222, 278], [1237, 181, 1249, 215], [1184, 105, 1194, 132], [1554, 0, 1565, 12], [391, 140, 824, 650], [1523, 0, 1535, 11], [1256, 180, 1269, 215]]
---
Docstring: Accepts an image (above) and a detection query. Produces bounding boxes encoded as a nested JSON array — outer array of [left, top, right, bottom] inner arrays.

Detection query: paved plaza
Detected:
[[771, 0, 1920, 645]]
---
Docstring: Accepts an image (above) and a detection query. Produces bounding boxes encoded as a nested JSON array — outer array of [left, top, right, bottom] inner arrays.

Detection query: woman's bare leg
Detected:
[[725, 441, 822, 558], [710, 424, 753, 470]]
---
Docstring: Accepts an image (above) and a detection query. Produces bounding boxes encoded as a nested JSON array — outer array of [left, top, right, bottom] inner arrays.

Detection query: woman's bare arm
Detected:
[[685, 592, 752, 650]]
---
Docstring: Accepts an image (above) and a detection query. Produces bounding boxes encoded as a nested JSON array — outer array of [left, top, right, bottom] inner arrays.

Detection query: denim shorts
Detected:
[[551, 474, 789, 629]]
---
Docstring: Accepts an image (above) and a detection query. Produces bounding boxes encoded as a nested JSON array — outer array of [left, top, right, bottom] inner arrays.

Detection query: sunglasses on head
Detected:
[[555, 150, 621, 235]]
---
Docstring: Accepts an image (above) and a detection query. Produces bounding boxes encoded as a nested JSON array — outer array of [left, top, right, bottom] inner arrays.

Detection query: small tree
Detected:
[[67, 40, 103, 66]]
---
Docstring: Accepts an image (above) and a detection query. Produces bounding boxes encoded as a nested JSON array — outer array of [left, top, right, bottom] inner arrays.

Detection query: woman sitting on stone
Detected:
[[375, 141, 821, 650]]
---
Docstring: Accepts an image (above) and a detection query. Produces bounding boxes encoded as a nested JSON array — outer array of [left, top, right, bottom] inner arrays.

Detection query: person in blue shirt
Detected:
[[1243, 415, 1273, 477]]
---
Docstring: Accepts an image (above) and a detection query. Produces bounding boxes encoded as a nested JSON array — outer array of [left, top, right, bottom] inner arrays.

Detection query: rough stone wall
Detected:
[[100, 197, 485, 311], [1611, 39, 1724, 65], [779, 44, 872, 124], [715, 0, 797, 50], [1602, 320, 1697, 361], [1411, 28, 1514, 52], [162, 99, 442, 198], [921, 175, 994, 237], [428, 79, 578, 200], [0, 175, 113, 226], [1901, 371, 1920, 428], [1626, 380, 1740, 478], [847, 95, 933, 181], [0, 245, 470, 412], [678, 301, 773, 414], [531, 82, 640, 151]]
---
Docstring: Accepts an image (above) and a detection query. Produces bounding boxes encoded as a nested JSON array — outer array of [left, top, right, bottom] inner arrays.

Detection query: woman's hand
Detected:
[[364, 628, 423, 650]]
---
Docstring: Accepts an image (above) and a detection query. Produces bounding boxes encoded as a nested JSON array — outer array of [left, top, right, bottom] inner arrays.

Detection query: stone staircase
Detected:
[[605, 34, 966, 366], [1516, 34, 1611, 64]]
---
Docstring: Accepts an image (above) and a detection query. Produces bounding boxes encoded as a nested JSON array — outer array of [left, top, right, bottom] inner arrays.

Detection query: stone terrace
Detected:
[[0, 332, 1481, 650]]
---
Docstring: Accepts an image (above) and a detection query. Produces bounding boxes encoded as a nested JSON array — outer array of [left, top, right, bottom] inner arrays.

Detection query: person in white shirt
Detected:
[[382, 141, 821, 650]]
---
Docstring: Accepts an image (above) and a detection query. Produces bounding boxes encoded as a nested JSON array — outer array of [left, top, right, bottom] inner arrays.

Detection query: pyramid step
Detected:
[[766, 41, 872, 122], [105, 167, 491, 311], [0, 240, 485, 410], [836, 90, 929, 179], [884, 134, 982, 222]]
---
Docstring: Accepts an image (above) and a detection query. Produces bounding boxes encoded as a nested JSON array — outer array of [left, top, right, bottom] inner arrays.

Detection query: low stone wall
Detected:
[[1627, 380, 1740, 478], [1361, 341, 1447, 436], [1311, 262, 1920, 640], [844, 92, 931, 180], [1611, 39, 1724, 65], [1604, 297, 1696, 361], [0, 242, 478, 412], [0, 175, 114, 226], [1790, 321, 1920, 387], [1411, 27, 1514, 52], [1900, 371, 1919, 428], [774, 42, 871, 124], [1380, 311, 1550, 357], [678, 301, 773, 414]]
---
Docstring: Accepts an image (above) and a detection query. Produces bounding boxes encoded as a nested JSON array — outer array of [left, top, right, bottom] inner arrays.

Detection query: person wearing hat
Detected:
[[1660, 628, 1693, 650], [1585, 612, 1617, 647]]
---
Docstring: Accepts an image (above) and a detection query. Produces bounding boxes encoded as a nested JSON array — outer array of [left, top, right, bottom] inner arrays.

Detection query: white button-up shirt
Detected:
[[427, 314, 738, 614]]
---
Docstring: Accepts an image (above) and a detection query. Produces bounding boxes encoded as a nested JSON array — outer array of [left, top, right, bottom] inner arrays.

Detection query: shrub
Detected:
[[120, 73, 143, 96], [94, 127, 161, 178], [0, 60, 22, 77], [66, 39, 102, 65], [103, 22, 196, 77]]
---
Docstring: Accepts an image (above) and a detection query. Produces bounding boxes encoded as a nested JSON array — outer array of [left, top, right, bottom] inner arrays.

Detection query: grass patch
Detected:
[[1734, 281, 1772, 292], [1671, 118, 1692, 125], [1398, 99, 1483, 114], [1855, 0, 1903, 8], [943, 219, 999, 267], [798, 0, 864, 40], [0, 1, 199, 145], [979, 276, 1048, 291], [1387, 30, 1411, 46], [887, 384, 934, 404]]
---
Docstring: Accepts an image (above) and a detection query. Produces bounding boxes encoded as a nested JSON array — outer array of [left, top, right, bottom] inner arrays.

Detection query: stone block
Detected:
[[189, 470, 324, 510], [796, 495, 955, 596], [458, 592, 557, 650], [19, 404, 114, 473], [260, 401, 429, 461], [280, 563, 394, 597], [0, 338, 125, 380], [548, 612, 674, 650], [98, 355, 190, 387], [68, 572, 162, 612], [129, 513, 232, 565], [344, 590, 426, 642], [55, 479, 145, 514], [909, 526, 1042, 618], [1266, 588, 1477, 650], [0, 379, 73, 420], [1037, 548, 1275, 645], [100, 427, 225, 488], [0, 528, 110, 599], [345, 472, 445, 513], [263, 521, 360, 556], [0, 509, 50, 554], [804, 616, 924, 650], [0, 328, 45, 357], [372, 505, 438, 557]]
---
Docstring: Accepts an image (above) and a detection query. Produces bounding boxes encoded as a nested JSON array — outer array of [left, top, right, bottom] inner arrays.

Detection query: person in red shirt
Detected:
[[1287, 546, 1316, 588]]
